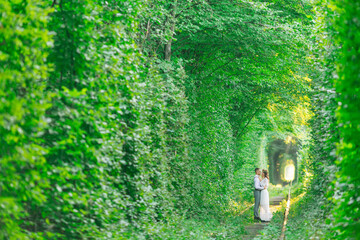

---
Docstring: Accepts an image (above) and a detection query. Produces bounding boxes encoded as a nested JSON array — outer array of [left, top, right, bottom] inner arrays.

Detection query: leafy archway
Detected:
[[268, 139, 298, 185]]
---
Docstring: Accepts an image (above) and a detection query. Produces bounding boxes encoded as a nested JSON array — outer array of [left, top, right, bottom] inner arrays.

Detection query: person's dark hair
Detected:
[[255, 168, 260, 173], [262, 169, 269, 179]]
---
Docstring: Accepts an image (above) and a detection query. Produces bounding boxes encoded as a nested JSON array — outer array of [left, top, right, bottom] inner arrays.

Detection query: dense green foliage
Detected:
[[1, 0, 183, 238], [260, 0, 360, 239], [2, 0, 360, 239], [331, 0, 360, 238], [295, 0, 360, 239], [0, 1, 52, 238]]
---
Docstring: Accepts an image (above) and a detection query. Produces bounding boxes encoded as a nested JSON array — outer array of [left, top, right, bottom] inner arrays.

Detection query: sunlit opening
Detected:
[[284, 164, 295, 181]]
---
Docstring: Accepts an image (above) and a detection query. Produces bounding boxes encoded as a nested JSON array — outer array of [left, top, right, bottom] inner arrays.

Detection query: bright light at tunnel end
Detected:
[[284, 164, 295, 182]]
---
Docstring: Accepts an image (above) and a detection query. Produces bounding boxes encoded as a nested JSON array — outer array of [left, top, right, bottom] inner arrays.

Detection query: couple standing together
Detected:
[[253, 168, 273, 222]]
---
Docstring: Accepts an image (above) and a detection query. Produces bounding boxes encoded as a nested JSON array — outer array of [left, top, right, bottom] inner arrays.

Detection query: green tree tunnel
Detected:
[[268, 139, 298, 186], [1, 0, 360, 239]]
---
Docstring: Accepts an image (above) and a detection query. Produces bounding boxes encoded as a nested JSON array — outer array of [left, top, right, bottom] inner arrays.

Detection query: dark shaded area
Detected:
[[268, 139, 298, 185]]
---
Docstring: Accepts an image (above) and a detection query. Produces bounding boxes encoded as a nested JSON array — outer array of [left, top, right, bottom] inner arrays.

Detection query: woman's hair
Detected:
[[262, 169, 269, 179]]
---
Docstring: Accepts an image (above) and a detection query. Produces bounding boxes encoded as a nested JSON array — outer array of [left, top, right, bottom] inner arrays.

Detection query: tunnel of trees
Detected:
[[1, 0, 360, 239], [268, 138, 298, 186]]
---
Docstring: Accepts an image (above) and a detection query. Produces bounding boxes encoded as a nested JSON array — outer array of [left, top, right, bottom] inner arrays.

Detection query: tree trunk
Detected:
[[165, 1, 177, 61]]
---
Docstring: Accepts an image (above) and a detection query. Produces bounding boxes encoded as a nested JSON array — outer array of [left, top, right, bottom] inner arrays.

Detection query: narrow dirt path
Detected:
[[241, 196, 285, 240]]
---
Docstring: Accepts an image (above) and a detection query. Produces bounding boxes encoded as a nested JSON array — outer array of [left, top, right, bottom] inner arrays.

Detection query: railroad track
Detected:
[[241, 195, 286, 240], [279, 187, 291, 240]]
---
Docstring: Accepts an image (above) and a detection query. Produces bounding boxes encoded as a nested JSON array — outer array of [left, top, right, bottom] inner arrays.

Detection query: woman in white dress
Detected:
[[260, 169, 272, 221]]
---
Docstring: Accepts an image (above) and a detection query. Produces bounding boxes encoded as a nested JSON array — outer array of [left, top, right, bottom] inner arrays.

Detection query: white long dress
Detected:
[[260, 178, 273, 221]]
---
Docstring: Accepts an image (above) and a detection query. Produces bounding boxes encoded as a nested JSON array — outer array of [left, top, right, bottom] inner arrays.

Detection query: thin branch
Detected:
[[165, 1, 177, 61], [175, 2, 202, 18], [201, 56, 237, 80], [140, 19, 152, 49], [236, 100, 267, 139]]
